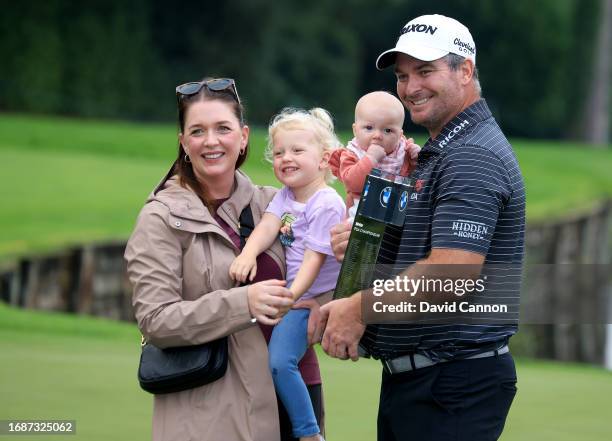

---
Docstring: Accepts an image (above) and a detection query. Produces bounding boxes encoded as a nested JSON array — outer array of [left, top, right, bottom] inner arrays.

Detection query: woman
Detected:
[[125, 78, 324, 441]]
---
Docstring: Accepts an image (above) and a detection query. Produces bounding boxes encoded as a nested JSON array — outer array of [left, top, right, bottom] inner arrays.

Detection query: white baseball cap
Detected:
[[376, 14, 476, 70]]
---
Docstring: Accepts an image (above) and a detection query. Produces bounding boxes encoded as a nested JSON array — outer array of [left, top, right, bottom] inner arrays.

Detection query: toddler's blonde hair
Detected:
[[266, 107, 342, 184]]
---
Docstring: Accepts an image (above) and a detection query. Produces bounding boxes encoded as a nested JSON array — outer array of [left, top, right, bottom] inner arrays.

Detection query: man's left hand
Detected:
[[320, 294, 365, 361]]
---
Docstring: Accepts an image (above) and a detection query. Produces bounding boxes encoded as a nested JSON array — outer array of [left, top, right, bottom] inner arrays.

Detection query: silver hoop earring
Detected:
[[184, 154, 191, 163], [239, 149, 246, 156]]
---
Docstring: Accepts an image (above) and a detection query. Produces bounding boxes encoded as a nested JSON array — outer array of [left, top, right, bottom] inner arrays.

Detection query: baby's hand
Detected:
[[366, 144, 386, 162], [404, 137, 421, 173], [405, 137, 421, 159], [229, 253, 258, 283]]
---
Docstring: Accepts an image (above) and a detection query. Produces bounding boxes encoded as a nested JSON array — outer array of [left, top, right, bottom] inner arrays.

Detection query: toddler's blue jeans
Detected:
[[269, 308, 320, 438]]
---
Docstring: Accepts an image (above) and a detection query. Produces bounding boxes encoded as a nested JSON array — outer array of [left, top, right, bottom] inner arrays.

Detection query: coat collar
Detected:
[[148, 169, 255, 226]]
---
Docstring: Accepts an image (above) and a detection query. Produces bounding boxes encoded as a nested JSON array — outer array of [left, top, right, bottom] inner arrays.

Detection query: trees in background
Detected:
[[0, 0, 608, 142], [580, 0, 611, 145]]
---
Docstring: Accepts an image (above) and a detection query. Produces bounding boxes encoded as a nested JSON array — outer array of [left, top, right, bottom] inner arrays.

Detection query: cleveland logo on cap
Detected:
[[401, 23, 438, 35], [453, 38, 475, 55]]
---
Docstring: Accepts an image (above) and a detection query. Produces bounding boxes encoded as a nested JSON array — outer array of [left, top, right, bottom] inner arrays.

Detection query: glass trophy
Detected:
[[334, 169, 414, 300]]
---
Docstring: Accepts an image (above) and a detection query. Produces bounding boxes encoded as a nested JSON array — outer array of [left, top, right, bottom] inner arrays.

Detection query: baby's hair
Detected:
[[266, 107, 342, 183]]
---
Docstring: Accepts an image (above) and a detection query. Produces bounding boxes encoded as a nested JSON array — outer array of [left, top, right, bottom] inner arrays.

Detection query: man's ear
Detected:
[[460, 59, 475, 86]]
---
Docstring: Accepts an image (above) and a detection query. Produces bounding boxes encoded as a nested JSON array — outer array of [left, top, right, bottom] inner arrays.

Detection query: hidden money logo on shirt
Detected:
[[451, 219, 489, 240]]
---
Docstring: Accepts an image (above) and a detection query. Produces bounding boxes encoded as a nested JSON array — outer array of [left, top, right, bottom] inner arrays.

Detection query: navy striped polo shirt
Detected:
[[361, 99, 526, 361]]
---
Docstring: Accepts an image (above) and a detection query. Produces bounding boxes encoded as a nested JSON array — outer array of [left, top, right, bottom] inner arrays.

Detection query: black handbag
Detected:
[[138, 336, 228, 394], [137, 204, 255, 394]]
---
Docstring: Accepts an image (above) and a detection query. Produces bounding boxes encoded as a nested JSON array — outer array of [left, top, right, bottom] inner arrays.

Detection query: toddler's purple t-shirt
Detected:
[[266, 186, 345, 299]]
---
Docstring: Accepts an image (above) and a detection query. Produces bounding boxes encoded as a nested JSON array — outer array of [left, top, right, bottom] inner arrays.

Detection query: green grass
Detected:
[[0, 148, 164, 258], [1, 304, 611, 441], [0, 113, 611, 259], [0, 304, 149, 441], [513, 139, 612, 221]]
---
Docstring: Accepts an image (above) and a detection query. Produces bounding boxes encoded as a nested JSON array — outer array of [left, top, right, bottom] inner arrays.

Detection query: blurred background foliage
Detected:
[[0, 0, 608, 140]]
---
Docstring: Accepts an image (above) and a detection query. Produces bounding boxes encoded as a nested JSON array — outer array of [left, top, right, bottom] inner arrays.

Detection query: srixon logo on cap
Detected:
[[401, 23, 438, 35]]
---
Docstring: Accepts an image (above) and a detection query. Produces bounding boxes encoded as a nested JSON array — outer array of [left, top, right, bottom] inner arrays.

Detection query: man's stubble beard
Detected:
[[407, 108, 444, 137]]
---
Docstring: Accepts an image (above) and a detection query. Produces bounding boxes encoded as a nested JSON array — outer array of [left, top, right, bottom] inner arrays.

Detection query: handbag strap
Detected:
[[238, 204, 255, 249]]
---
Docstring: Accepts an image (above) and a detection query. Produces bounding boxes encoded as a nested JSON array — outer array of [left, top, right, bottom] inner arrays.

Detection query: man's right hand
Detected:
[[320, 294, 365, 361], [330, 221, 351, 262]]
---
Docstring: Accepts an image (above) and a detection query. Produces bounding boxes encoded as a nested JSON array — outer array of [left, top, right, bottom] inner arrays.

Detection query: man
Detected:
[[319, 14, 525, 441]]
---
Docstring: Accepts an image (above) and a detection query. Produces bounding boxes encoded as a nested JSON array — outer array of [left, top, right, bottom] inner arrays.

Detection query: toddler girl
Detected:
[[230, 107, 345, 441]]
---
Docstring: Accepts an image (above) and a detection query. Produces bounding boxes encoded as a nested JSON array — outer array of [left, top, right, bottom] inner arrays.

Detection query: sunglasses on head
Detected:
[[175, 78, 241, 105]]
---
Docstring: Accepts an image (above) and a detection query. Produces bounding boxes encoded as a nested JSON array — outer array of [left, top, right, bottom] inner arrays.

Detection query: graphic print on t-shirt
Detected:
[[279, 212, 297, 247]]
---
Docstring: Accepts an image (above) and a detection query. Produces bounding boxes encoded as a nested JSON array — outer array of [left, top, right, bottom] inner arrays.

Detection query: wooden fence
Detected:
[[519, 201, 611, 364], [0, 241, 133, 322]]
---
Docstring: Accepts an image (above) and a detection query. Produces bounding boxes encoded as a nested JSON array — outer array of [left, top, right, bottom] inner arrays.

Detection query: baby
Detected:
[[329, 91, 420, 218]]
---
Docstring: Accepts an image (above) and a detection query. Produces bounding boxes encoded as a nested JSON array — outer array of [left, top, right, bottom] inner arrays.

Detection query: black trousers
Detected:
[[279, 384, 324, 441], [378, 353, 517, 441]]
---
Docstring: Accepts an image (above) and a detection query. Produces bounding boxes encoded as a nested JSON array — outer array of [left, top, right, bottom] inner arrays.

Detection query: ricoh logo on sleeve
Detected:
[[401, 23, 438, 35], [451, 219, 488, 240], [438, 119, 470, 148]]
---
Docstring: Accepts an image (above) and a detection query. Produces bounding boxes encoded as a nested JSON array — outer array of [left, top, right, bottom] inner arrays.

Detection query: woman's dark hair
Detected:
[[174, 78, 249, 209]]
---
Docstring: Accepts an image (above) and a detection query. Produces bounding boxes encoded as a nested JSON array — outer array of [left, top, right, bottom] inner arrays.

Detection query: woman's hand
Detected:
[[293, 299, 323, 346], [247, 279, 294, 325]]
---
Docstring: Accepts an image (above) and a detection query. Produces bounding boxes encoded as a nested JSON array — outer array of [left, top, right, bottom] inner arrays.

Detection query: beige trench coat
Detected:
[[125, 170, 286, 441]]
